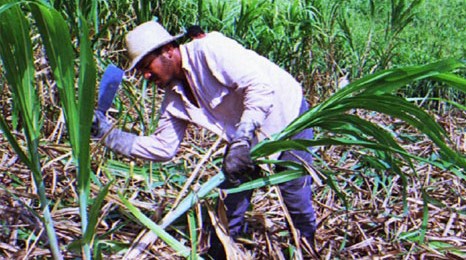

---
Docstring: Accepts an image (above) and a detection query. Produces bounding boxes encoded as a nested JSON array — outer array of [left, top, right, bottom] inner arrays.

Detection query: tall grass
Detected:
[[0, 1, 62, 258], [30, 2, 99, 258], [0, 0, 102, 258]]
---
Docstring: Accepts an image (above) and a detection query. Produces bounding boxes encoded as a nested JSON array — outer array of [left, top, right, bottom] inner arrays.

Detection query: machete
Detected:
[[97, 64, 124, 113]]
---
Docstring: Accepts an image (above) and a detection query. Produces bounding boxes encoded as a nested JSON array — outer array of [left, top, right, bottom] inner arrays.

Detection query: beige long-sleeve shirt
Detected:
[[130, 32, 304, 161]]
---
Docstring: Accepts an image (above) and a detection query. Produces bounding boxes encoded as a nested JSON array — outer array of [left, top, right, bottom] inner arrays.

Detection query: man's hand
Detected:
[[91, 110, 112, 138], [91, 110, 136, 157], [222, 137, 256, 187]]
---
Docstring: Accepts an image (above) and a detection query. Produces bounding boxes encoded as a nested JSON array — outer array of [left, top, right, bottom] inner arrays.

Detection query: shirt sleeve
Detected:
[[130, 95, 188, 162], [202, 33, 274, 127]]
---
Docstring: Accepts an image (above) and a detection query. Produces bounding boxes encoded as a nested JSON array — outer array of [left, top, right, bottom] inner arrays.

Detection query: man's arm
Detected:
[[130, 112, 188, 161], [93, 100, 188, 162]]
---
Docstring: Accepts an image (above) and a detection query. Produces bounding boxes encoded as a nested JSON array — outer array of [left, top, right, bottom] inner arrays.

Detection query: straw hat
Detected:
[[125, 21, 184, 70]]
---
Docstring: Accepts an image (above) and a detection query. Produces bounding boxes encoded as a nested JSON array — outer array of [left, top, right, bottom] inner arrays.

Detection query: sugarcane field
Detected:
[[0, 0, 465, 259]]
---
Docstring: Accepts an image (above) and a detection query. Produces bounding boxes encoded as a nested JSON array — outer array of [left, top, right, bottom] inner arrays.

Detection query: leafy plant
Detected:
[[253, 58, 466, 223], [0, 1, 61, 258], [0, 0, 103, 258]]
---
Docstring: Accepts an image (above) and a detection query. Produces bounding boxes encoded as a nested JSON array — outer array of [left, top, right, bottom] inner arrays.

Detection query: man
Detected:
[[93, 21, 317, 257]]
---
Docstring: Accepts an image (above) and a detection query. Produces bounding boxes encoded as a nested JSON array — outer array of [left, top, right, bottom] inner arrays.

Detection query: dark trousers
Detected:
[[222, 99, 316, 239]]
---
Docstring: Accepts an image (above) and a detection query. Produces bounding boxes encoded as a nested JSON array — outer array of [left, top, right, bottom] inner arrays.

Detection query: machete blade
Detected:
[[98, 64, 124, 113]]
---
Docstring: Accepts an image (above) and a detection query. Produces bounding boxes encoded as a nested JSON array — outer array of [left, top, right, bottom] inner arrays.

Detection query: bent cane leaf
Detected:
[[119, 194, 193, 258]]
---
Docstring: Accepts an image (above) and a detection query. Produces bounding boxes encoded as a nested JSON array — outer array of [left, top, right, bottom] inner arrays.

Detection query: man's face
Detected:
[[136, 47, 177, 88]]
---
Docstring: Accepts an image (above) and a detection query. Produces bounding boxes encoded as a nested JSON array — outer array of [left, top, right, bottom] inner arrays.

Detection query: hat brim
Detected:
[[126, 33, 185, 71]]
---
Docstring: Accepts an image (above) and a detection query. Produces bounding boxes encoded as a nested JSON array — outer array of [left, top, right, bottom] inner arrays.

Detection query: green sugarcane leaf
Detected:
[[83, 180, 114, 244], [0, 1, 20, 14], [76, 16, 96, 257], [77, 14, 96, 184], [254, 137, 464, 178], [0, 1, 62, 259], [220, 170, 305, 195], [255, 159, 304, 170], [159, 173, 224, 227], [408, 97, 466, 111], [345, 95, 465, 167], [271, 90, 466, 170], [0, 118, 37, 176], [252, 140, 311, 158], [187, 210, 198, 259], [427, 241, 466, 257], [418, 189, 430, 243], [0, 0, 39, 141], [361, 59, 465, 95], [275, 59, 466, 142], [432, 73, 466, 92], [122, 173, 224, 256], [346, 95, 448, 138], [30, 2, 79, 151], [0, 3, 32, 156], [28, 3, 99, 258], [119, 194, 193, 258], [317, 63, 424, 109], [316, 114, 407, 151]]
